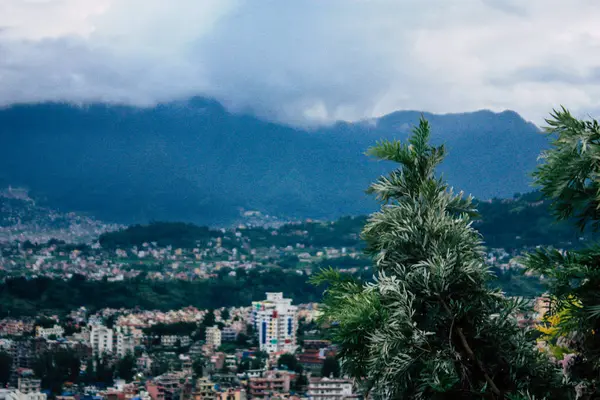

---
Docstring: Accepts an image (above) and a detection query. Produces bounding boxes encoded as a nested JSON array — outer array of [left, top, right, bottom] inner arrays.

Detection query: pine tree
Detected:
[[313, 117, 566, 399], [524, 108, 600, 398]]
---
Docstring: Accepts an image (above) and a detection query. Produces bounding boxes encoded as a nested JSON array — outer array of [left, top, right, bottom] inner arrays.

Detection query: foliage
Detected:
[[201, 310, 216, 327], [217, 343, 238, 354], [277, 353, 303, 373], [314, 118, 566, 399], [221, 308, 230, 321], [475, 192, 592, 250], [0, 351, 11, 385], [321, 356, 340, 378], [115, 354, 136, 381], [33, 349, 81, 394], [0, 268, 324, 317], [192, 357, 205, 377], [99, 222, 221, 249], [524, 108, 600, 398]]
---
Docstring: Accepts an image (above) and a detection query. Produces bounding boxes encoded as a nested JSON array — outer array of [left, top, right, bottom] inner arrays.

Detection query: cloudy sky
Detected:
[[1, 0, 600, 125]]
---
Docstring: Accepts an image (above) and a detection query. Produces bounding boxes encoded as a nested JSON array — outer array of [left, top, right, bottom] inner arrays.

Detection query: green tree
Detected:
[[524, 108, 600, 398], [221, 308, 230, 321], [33, 349, 81, 394], [321, 356, 340, 378], [278, 353, 302, 373], [192, 357, 205, 377], [116, 354, 135, 381], [95, 355, 115, 386], [313, 118, 566, 399], [0, 351, 12, 385], [83, 358, 96, 385], [202, 310, 216, 327]]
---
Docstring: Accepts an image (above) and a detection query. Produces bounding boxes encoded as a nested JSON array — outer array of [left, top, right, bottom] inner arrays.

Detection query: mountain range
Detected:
[[0, 98, 548, 225]]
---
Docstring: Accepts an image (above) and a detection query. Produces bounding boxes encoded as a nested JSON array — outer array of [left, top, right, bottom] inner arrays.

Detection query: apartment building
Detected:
[[252, 293, 298, 354]]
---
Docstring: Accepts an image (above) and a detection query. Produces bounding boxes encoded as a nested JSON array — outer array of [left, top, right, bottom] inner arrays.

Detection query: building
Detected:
[[137, 353, 153, 374], [90, 325, 114, 356], [18, 377, 41, 394], [35, 325, 64, 339], [115, 329, 135, 358], [192, 377, 216, 400], [216, 389, 246, 400], [252, 293, 298, 354], [221, 327, 238, 342], [307, 377, 355, 400], [248, 371, 291, 399], [224, 355, 236, 371], [0, 389, 46, 400], [161, 335, 191, 348], [205, 327, 222, 350]]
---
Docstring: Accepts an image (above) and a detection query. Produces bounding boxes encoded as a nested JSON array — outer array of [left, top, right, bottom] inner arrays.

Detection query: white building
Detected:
[[308, 377, 355, 400], [35, 325, 64, 339], [252, 292, 298, 353], [18, 378, 41, 394], [205, 326, 222, 349], [160, 335, 191, 348], [0, 389, 46, 400], [115, 330, 135, 358], [90, 325, 114, 356], [221, 326, 238, 342]]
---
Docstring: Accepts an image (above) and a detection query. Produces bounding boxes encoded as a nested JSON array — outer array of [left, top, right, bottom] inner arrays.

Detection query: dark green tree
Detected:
[[116, 354, 135, 381], [95, 355, 115, 386], [202, 310, 216, 327], [221, 308, 230, 321], [83, 358, 96, 384], [277, 353, 302, 373], [0, 352, 12, 385], [321, 356, 340, 378], [192, 357, 205, 377], [524, 108, 600, 398], [33, 349, 81, 394], [313, 118, 566, 399]]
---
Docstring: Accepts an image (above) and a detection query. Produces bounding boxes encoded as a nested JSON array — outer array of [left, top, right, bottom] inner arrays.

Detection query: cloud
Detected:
[[1, 0, 600, 125]]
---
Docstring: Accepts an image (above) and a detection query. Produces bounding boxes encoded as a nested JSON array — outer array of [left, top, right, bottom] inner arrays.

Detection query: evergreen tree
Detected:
[[278, 353, 302, 373], [321, 356, 340, 378], [202, 310, 216, 327], [192, 357, 205, 377], [116, 354, 136, 381], [313, 117, 566, 399], [221, 308, 230, 321], [0, 352, 11, 386], [524, 108, 600, 398]]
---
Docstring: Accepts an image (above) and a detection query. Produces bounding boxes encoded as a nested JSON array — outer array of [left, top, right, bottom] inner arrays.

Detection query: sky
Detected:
[[1, 0, 600, 126]]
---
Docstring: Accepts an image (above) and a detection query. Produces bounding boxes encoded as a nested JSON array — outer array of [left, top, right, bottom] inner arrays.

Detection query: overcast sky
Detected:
[[1, 0, 600, 125]]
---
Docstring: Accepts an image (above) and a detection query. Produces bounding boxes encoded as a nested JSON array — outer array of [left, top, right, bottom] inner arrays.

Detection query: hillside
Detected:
[[0, 98, 547, 225], [0, 187, 121, 244], [99, 192, 589, 251]]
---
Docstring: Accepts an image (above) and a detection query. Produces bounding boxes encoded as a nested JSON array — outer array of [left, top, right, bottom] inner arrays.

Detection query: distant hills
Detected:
[[0, 98, 548, 225], [0, 187, 122, 243], [98, 192, 589, 252]]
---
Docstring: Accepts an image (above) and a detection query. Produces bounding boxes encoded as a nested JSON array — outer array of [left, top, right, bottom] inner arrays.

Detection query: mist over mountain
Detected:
[[0, 98, 546, 225]]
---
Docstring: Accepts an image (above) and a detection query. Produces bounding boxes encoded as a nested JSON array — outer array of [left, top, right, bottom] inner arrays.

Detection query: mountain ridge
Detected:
[[0, 97, 549, 225]]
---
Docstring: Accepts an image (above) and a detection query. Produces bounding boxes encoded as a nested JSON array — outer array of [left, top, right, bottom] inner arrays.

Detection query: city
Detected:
[[0, 292, 357, 400]]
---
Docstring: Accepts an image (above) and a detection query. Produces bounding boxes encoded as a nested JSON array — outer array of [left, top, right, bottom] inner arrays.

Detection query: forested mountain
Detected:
[[0, 98, 547, 225]]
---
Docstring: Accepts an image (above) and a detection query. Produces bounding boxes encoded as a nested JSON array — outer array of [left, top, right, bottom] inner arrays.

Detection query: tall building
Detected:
[[90, 325, 113, 356], [115, 329, 135, 358], [252, 293, 298, 354], [205, 327, 222, 350]]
